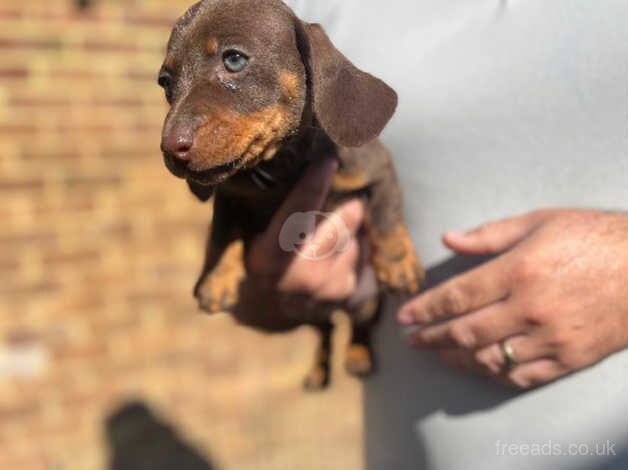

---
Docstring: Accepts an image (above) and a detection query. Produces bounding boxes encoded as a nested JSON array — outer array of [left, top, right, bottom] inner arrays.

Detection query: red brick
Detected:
[[83, 40, 138, 53], [127, 70, 158, 82], [0, 231, 56, 247], [0, 178, 45, 192], [91, 98, 146, 107], [5, 330, 40, 347], [0, 124, 38, 134], [0, 256, 19, 272], [49, 69, 99, 80], [0, 280, 62, 296], [0, 38, 62, 51], [43, 249, 100, 266], [100, 148, 157, 160], [32, 197, 94, 214], [56, 125, 116, 133], [10, 97, 71, 107], [125, 14, 175, 28], [22, 150, 81, 161], [0, 2, 362, 467], [63, 174, 121, 188], [0, 9, 22, 19], [0, 402, 40, 421], [100, 221, 133, 238], [0, 68, 28, 79]]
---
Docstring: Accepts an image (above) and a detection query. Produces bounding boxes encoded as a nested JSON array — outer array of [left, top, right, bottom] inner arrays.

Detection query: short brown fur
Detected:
[[195, 239, 244, 313], [192, 105, 290, 174], [159, 0, 424, 389], [368, 223, 424, 294]]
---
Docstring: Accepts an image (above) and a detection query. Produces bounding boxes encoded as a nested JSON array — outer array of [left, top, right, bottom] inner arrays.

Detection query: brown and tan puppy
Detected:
[[159, 0, 423, 389]]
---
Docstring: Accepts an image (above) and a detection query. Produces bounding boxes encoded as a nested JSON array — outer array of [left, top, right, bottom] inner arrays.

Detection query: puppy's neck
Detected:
[[267, 125, 335, 175], [218, 126, 336, 200]]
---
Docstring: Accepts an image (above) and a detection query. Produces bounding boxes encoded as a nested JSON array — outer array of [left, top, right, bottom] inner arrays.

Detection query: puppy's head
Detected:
[[159, 0, 397, 190]]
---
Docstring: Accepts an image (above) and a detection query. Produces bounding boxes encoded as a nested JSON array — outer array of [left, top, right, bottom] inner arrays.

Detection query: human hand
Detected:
[[235, 158, 367, 323], [397, 209, 628, 389]]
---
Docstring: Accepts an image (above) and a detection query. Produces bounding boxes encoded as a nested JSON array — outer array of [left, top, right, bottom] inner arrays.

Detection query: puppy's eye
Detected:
[[158, 73, 173, 102], [223, 50, 248, 73]]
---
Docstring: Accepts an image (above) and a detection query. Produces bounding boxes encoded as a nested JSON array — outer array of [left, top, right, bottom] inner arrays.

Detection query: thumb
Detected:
[[443, 211, 550, 255]]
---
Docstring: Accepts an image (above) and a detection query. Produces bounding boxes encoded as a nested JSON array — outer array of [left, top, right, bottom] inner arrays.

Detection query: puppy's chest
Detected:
[[219, 136, 371, 239], [219, 167, 364, 240]]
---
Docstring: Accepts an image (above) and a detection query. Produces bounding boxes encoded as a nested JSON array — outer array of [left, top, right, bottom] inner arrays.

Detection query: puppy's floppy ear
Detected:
[[168, 1, 205, 50], [296, 22, 398, 147], [187, 180, 214, 202]]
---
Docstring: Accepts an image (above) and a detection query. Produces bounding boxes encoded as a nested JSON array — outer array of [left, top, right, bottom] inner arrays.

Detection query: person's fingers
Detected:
[[277, 200, 364, 294], [473, 335, 548, 375], [345, 232, 379, 306], [474, 334, 556, 375], [302, 199, 365, 260], [263, 157, 338, 252], [397, 256, 511, 326], [439, 349, 493, 376], [278, 237, 359, 298], [442, 210, 551, 256], [502, 359, 567, 389], [440, 353, 567, 389], [468, 343, 509, 376], [408, 301, 527, 350], [437, 333, 556, 378], [314, 238, 360, 301]]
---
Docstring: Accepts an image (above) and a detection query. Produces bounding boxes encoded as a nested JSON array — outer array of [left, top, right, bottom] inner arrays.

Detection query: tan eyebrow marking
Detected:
[[207, 37, 218, 55], [279, 70, 299, 101]]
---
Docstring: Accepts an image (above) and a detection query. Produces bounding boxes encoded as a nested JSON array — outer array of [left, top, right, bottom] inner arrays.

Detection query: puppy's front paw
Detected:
[[374, 249, 423, 294], [369, 224, 424, 294], [345, 344, 374, 377], [303, 365, 330, 391], [195, 273, 242, 314], [194, 241, 245, 314]]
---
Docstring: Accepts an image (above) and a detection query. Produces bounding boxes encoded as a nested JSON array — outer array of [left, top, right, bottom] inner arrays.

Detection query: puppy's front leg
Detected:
[[345, 297, 382, 377], [194, 196, 245, 314], [303, 323, 333, 391], [335, 143, 423, 295], [365, 160, 424, 295]]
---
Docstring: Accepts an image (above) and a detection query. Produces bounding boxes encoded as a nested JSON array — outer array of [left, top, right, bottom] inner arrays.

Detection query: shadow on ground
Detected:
[[106, 401, 217, 470]]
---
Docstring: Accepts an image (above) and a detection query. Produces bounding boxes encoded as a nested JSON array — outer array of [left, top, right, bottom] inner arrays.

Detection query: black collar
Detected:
[[249, 166, 277, 190]]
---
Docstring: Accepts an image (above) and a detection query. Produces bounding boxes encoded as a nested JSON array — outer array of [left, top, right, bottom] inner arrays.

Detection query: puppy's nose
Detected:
[[162, 129, 194, 161]]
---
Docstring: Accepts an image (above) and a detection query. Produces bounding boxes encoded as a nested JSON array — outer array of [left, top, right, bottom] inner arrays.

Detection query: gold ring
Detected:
[[501, 340, 518, 369]]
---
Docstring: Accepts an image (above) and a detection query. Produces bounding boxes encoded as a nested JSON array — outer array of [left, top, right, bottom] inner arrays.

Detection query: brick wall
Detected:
[[0, 1, 362, 469]]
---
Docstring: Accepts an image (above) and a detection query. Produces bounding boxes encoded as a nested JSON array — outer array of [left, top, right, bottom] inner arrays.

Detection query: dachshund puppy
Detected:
[[159, 0, 423, 389]]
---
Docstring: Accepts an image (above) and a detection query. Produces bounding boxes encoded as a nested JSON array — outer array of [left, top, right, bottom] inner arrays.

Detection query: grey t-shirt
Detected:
[[287, 1, 628, 469]]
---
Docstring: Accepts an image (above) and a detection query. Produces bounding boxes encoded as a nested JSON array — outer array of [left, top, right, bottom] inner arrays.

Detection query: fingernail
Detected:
[[343, 199, 365, 217], [397, 308, 415, 325], [444, 231, 466, 241]]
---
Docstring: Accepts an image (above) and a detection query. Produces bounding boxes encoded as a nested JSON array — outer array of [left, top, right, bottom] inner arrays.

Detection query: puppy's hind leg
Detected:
[[345, 297, 381, 378], [303, 323, 333, 391]]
